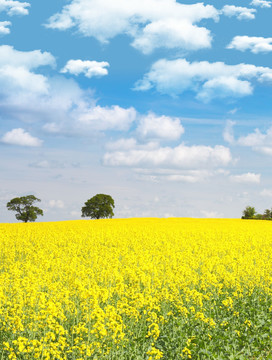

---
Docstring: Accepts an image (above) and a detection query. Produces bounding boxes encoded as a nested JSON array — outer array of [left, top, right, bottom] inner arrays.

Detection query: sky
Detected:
[[1, 0, 272, 222]]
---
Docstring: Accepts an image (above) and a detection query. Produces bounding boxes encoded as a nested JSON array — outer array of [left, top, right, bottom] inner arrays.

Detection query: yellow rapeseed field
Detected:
[[0, 218, 272, 359]]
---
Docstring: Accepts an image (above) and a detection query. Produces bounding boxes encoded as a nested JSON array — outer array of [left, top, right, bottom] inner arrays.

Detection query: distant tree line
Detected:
[[6, 194, 115, 222], [242, 206, 272, 220]]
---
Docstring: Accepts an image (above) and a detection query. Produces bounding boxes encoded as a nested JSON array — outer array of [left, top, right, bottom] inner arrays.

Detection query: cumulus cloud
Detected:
[[237, 128, 267, 147], [1, 128, 43, 146], [0, 45, 55, 97], [251, 0, 271, 8], [76, 105, 136, 132], [44, 104, 137, 134], [0, 46, 138, 136], [137, 112, 184, 141], [131, 19, 212, 54], [221, 5, 256, 20], [223, 121, 272, 156], [46, 0, 218, 53], [197, 76, 252, 102], [79, 105, 136, 131], [229, 172, 261, 183], [134, 58, 272, 101], [0, 0, 30, 16], [227, 36, 272, 54], [0, 21, 11, 34], [103, 142, 232, 169], [60, 59, 109, 78], [223, 121, 272, 155], [0, 45, 55, 69]]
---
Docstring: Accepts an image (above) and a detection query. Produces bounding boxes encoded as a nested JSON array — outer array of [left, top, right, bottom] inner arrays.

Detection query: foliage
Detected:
[[241, 206, 256, 219], [263, 209, 272, 220], [6, 195, 43, 222], [1, 218, 272, 359], [81, 194, 115, 219], [242, 206, 272, 220]]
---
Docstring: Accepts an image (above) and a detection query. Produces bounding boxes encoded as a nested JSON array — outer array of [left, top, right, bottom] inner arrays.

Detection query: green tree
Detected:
[[81, 194, 115, 219], [263, 209, 272, 220], [6, 195, 43, 223], [242, 206, 256, 219]]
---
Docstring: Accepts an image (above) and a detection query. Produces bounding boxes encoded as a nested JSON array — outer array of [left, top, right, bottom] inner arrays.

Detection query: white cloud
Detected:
[[75, 105, 137, 132], [103, 142, 232, 169], [134, 58, 272, 101], [0, 0, 30, 16], [227, 36, 272, 54], [61, 59, 109, 78], [48, 200, 64, 209], [230, 172, 261, 183], [1, 128, 43, 146], [197, 76, 252, 102], [131, 19, 212, 54], [46, 0, 219, 53], [0, 45, 55, 96], [0, 45, 55, 69], [221, 5, 256, 20], [0, 46, 137, 136], [0, 21, 11, 34], [44, 104, 137, 134], [260, 189, 272, 197], [137, 112, 184, 141], [237, 128, 267, 147], [223, 122, 272, 156], [251, 0, 271, 8]]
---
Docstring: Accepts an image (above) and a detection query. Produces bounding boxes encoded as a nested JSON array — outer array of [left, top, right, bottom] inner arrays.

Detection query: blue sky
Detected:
[[1, 0, 272, 221]]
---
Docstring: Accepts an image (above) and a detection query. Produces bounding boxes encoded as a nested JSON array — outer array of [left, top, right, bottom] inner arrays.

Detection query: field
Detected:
[[0, 218, 272, 359]]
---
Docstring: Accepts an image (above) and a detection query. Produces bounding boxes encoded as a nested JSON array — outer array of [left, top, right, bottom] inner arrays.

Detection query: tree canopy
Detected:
[[6, 195, 43, 222], [242, 206, 272, 220], [81, 194, 115, 219], [242, 206, 256, 219]]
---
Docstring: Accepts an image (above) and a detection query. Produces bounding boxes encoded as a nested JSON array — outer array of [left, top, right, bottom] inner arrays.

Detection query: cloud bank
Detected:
[[46, 0, 219, 53], [134, 58, 272, 101], [103, 143, 232, 169]]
